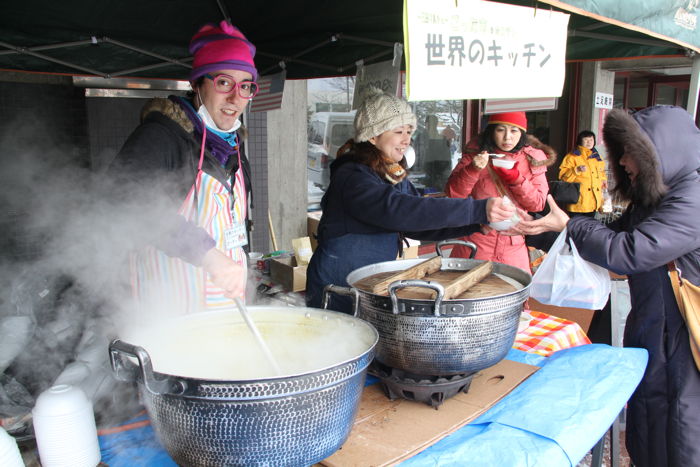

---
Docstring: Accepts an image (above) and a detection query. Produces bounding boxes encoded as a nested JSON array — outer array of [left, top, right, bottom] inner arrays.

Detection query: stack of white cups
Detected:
[[32, 384, 101, 467], [0, 426, 25, 467]]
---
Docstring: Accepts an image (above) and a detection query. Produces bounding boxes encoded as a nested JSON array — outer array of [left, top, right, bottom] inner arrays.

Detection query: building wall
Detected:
[[264, 80, 308, 253], [246, 109, 269, 253], [85, 97, 144, 172], [0, 76, 91, 262], [578, 61, 615, 161]]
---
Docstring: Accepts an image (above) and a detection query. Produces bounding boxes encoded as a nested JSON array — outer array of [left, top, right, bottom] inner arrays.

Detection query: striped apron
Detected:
[[129, 165, 248, 316]]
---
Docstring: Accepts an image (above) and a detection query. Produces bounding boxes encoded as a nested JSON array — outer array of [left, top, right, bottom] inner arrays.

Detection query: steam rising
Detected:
[[0, 104, 309, 434], [0, 107, 261, 430]]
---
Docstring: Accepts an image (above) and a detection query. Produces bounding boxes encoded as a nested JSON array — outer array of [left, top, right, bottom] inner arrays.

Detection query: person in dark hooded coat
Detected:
[[517, 105, 700, 467]]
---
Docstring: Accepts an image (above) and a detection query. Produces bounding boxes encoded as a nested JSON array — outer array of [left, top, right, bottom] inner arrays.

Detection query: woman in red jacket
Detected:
[[444, 112, 555, 272]]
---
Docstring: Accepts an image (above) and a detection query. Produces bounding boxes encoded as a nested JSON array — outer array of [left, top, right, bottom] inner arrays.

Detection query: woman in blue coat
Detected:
[[519, 106, 700, 467], [306, 87, 515, 314]]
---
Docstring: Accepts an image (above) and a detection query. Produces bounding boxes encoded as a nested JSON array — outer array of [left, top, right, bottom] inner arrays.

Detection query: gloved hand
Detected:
[[492, 162, 520, 184]]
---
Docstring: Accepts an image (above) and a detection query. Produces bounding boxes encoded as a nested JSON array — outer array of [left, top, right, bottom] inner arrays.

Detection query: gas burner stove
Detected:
[[368, 361, 476, 409]]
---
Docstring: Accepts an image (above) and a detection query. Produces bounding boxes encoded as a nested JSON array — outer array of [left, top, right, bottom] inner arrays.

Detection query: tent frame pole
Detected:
[[687, 54, 700, 120]]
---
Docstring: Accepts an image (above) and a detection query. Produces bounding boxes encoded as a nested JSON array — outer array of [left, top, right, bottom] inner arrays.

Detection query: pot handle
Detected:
[[388, 280, 445, 316], [435, 239, 478, 259], [109, 339, 184, 396], [321, 285, 360, 317]]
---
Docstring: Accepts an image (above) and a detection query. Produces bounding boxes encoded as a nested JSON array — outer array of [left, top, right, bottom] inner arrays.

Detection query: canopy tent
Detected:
[[541, 0, 700, 54], [0, 0, 692, 81]]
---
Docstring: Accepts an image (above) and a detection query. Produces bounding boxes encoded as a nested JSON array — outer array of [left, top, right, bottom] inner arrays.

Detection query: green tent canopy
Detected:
[[541, 0, 700, 54], [0, 0, 690, 80]]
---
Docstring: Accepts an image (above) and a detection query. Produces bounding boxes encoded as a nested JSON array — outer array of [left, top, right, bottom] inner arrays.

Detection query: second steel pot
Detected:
[[324, 240, 531, 376]]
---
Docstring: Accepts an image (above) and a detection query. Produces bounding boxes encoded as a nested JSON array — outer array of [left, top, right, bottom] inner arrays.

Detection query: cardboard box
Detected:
[[398, 238, 421, 259], [269, 256, 307, 292], [529, 297, 595, 333], [398, 245, 419, 259], [307, 211, 322, 251], [320, 358, 538, 466]]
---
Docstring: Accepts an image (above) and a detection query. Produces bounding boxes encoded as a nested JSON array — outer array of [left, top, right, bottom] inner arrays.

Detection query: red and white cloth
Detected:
[[514, 310, 591, 357]]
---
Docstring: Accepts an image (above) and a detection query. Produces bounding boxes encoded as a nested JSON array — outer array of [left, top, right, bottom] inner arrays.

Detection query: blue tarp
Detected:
[[402, 345, 647, 467]]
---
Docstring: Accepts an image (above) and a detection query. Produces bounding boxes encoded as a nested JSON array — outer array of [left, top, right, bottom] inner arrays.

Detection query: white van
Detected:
[[307, 111, 356, 189]]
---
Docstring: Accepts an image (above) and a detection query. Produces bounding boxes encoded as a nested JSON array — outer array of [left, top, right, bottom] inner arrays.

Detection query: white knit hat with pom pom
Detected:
[[354, 86, 417, 142]]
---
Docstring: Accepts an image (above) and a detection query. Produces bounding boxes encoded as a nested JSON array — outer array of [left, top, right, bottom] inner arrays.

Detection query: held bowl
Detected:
[[491, 158, 516, 169]]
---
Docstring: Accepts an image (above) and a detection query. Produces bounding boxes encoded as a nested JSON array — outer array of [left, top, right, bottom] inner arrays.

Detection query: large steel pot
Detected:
[[324, 240, 531, 376], [109, 306, 378, 467]]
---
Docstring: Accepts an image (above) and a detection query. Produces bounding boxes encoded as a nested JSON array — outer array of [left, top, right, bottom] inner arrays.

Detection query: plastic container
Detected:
[[489, 196, 521, 231], [492, 158, 516, 169], [0, 426, 25, 467], [32, 384, 101, 467]]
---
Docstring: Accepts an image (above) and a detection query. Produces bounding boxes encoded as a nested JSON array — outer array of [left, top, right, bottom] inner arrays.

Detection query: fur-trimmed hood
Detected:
[[138, 97, 249, 139], [603, 106, 700, 208], [524, 134, 557, 168], [141, 97, 194, 133]]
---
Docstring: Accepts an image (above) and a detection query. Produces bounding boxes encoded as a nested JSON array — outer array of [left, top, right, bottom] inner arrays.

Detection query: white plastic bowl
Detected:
[[32, 385, 101, 467], [33, 384, 90, 418], [492, 158, 516, 169], [0, 426, 24, 467]]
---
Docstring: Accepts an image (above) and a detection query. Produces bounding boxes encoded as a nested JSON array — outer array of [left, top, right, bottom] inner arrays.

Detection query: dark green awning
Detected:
[[541, 0, 700, 53], [0, 1, 689, 80]]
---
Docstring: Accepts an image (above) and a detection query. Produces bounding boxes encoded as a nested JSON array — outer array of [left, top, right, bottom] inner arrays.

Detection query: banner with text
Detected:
[[404, 0, 570, 101]]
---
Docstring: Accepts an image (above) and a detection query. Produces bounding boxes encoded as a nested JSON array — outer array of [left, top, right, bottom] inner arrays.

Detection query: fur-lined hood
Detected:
[[141, 97, 194, 133], [524, 134, 557, 168], [138, 97, 249, 139], [603, 106, 700, 208]]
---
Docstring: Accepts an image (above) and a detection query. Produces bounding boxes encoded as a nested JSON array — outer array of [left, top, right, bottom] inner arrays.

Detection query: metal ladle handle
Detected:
[[435, 239, 478, 259], [388, 280, 445, 317]]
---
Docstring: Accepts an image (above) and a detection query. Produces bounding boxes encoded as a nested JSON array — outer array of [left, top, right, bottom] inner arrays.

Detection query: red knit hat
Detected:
[[189, 20, 258, 82], [488, 112, 527, 131]]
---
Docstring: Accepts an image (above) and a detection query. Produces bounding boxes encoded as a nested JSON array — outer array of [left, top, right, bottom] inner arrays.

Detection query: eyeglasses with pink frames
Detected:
[[205, 73, 258, 99]]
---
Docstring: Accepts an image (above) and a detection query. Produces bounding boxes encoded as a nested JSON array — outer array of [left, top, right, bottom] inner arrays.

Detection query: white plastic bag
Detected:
[[530, 228, 611, 310]]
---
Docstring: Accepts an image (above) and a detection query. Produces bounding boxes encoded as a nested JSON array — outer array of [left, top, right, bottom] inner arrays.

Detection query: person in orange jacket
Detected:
[[559, 130, 608, 217], [444, 112, 556, 272]]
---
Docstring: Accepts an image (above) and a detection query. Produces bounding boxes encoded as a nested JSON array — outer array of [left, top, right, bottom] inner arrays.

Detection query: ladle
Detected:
[[234, 298, 282, 375]]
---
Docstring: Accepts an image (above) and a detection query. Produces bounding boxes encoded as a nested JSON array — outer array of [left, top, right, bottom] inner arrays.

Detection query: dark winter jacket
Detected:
[[567, 106, 700, 467], [306, 158, 488, 313], [108, 96, 252, 265]]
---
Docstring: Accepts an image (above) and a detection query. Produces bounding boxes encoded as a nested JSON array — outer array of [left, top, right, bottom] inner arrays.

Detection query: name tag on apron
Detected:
[[224, 222, 248, 250]]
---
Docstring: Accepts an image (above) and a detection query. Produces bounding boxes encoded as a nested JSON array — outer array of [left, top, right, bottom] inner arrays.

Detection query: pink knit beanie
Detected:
[[189, 20, 258, 82]]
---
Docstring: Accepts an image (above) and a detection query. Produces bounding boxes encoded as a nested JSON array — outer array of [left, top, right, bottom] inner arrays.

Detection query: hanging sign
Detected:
[[403, 0, 570, 101], [594, 92, 614, 109], [484, 97, 559, 114], [352, 49, 403, 109]]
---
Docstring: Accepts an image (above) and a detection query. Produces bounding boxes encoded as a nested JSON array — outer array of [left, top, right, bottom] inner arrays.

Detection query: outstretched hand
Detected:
[[202, 248, 246, 298], [496, 208, 533, 236], [485, 197, 516, 224], [514, 195, 569, 235]]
